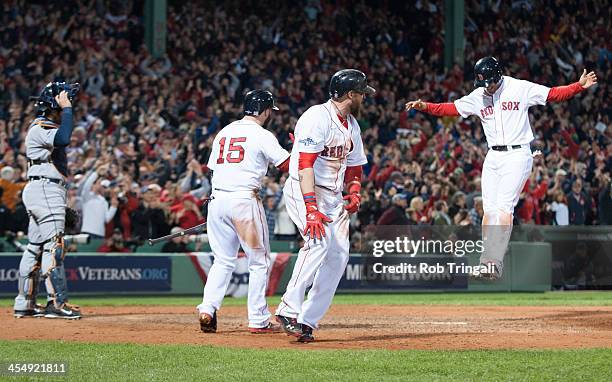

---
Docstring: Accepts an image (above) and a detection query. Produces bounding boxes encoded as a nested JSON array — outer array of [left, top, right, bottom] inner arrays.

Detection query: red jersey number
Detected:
[[216, 137, 246, 164]]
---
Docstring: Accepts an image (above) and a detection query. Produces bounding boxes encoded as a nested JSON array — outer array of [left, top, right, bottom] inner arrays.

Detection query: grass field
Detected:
[[2, 290, 611, 308], [1, 292, 611, 381]]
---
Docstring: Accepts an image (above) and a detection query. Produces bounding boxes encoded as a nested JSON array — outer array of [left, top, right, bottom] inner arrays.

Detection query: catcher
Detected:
[[13, 82, 82, 319]]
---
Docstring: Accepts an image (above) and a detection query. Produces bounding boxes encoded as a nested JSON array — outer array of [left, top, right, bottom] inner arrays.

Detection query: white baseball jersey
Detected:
[[207, 119, 289, 193], [454, 76, 550, 147], [289, 99, 367, 192]]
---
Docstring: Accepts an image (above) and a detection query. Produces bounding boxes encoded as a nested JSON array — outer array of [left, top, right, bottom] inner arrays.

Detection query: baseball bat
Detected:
[[148, 222, 207, 245], [147, 197, 211, 245]]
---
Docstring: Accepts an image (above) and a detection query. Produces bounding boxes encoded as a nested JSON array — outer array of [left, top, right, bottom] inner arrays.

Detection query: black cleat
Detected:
[[44, 301, 82, 320], [275, 315, 301, 337], [14, 304, 45, 318], [200, 311, 217, 333], [297, 324, 314, 343]]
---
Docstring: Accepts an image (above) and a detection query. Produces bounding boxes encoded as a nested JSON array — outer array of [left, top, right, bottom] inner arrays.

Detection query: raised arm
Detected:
[[53, 91, 74, 146]]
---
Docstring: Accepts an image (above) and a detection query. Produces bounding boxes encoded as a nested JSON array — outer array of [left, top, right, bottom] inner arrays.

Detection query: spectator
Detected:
[[161, 227, 191, 253], [469, 196, 484, 226], [549, 191, 569, 226], [131, 184, 171, 241], [0, 166, 25, 212], [599, 178, 612, 225], [568, 179, 590, 225], [432, 200, 452, 225], [97, 228, 131, 253], [263, 194, 281, 240], [80, 168, 118, 239], [170, 194, 205, 230], [377, 194, 409, 225], [448, 192, 467, 221]]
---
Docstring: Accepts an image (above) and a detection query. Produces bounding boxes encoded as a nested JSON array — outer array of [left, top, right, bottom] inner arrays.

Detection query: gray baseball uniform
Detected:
[[14, 112, 74, 314]]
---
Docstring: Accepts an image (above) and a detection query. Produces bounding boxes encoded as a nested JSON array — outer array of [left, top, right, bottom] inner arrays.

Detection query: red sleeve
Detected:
[[276, 157, 290, 172], [547, 82, 584, 102], [298, 152, 319, 170], [424, 102, 460, 117], [344, 165, 363, 194]]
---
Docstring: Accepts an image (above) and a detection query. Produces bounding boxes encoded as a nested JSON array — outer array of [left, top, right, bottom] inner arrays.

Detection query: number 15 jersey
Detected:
[[207, 119, 290, 193]]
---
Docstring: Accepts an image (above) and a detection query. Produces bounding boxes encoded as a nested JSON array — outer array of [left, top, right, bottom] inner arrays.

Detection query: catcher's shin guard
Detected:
[[14, 244, 43, 312], [43, 235, 70, 306]]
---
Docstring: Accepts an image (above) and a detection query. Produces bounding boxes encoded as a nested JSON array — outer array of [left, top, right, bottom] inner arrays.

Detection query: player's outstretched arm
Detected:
[[405, 99, 460, 117], [547, 69, 598, 102], [298, 152, 332, 240]]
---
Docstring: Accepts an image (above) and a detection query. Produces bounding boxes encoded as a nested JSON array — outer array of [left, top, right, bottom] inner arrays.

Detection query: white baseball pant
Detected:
[[480, 146, 533, 272], [196, 191, 272, 328], [276, 178, 350, 329]]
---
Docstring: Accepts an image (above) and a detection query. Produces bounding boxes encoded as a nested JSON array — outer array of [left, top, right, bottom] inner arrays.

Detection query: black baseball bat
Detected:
[[148, 222, 207, 245], [148, 198, 211, 245]]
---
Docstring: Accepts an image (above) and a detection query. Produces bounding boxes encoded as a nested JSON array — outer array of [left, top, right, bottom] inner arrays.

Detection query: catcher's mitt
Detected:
[[65, 207, 80, 231]]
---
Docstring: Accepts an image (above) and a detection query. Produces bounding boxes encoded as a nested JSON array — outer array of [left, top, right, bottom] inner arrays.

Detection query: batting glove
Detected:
[[303, 193, 332, 240], [343, 193, 361, 214]]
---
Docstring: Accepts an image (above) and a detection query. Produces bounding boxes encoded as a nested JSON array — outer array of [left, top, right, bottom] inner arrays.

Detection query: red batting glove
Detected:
[[303, 193, 332, 240], [343, 193, 361, 214]]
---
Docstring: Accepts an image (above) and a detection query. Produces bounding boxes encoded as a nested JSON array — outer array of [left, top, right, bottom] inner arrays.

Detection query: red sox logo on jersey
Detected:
[[321, 145, 345, 158], [480, 101, 520, 118]]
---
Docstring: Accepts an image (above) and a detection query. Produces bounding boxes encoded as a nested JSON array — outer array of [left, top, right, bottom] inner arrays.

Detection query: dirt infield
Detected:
[[3, 305, 612, 350]]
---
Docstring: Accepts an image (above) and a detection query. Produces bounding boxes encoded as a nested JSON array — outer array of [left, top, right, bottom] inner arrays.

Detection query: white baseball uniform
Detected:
[[276, 99, 367, 329], [197, 118, 289, 329], [454, 75, 550, 214], [453, 75, 550, 271]]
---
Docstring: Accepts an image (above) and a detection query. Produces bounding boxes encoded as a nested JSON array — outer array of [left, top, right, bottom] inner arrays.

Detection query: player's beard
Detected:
[[350, 100, 362, 118], [263, 114, 271, 127]]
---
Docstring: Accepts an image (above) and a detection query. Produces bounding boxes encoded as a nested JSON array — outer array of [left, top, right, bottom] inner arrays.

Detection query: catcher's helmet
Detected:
[[243, 89, 279, 116], [473, 57, 503, 88], [32, 81, 80, 114], [329, 69, 376, 99]]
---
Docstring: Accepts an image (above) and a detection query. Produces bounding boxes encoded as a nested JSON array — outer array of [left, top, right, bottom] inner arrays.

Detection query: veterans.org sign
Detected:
[[0, 255, 171, 294]]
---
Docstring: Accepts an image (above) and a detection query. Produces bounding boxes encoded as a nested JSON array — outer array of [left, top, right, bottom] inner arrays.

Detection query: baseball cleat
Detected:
[[275, 315, 302, 337], [471, 262, 501, 281], [199, 311, 217, 333], [44, 301, 82, 320], [297, 324, 314, 343], [248, 322, 282, 334], [14, 304, 46, 318]]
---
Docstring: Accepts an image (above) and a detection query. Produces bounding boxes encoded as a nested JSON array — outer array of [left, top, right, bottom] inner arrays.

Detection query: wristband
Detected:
[[303, 192, 317, 204]]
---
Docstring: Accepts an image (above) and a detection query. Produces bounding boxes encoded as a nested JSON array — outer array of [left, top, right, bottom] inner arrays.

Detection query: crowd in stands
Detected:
[[0, 0, 610, 252]]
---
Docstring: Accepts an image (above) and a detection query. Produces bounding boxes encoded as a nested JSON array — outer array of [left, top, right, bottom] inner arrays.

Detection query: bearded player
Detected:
[[197, 90, 290, 333], [406, 57, 598, 280], [275, 69, 373, 342]]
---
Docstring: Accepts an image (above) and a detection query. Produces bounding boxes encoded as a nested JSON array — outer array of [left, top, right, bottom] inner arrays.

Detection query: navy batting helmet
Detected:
[[243, 89, 279, 116], [473, 57, 503, 88], [329, 69, 376, 99], [32, 81, 80, 113]]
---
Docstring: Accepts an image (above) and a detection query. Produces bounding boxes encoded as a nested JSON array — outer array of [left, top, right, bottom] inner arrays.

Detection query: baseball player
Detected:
[[197, 90, 290, 333], [275, 69, 373, 342], [405, 56, 598, 279], [13, 81, 82, 319]]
